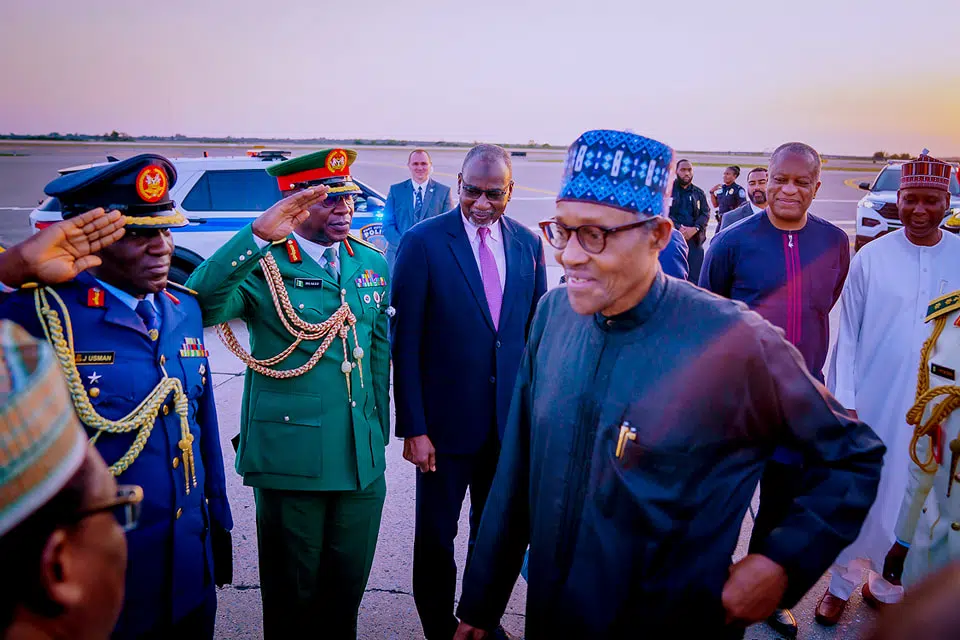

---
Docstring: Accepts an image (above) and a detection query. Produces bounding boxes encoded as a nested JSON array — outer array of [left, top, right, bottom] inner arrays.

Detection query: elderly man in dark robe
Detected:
[[452, 129, 885, 640]]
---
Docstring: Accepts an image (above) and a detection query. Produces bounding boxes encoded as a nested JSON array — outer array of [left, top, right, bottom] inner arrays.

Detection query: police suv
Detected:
[[855, 160, 960, 252], [29, 150, 387, 284]]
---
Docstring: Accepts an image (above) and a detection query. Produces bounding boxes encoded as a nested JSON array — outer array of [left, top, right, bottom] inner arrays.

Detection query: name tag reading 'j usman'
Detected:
[[75, 351, 116, 365]]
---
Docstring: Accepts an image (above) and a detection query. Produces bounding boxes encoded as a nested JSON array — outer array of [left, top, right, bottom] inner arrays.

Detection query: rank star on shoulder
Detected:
[[87, 371, 102, 384]]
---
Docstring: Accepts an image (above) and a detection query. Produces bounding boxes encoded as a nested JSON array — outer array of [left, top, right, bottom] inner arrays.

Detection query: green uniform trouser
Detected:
[[254, 475, 386, 639]]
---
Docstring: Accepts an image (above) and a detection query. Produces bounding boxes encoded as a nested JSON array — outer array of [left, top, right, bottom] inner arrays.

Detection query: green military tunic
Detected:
[[186, 223, 390, 639], [187, 224, 390, 490]]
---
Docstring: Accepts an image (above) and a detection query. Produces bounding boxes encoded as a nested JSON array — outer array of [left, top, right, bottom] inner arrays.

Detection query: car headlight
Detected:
[[861, 200, 878, 209], [945, 208, 960, 228]]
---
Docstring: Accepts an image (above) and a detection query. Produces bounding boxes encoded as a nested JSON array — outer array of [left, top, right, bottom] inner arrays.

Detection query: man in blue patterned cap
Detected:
[[0, 154, 233, 639], [453, 129, 885, 639]]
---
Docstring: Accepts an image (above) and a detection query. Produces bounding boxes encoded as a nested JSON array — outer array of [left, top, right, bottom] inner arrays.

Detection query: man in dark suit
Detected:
[[383, 148, 455, 272], [718, 167, 768, 231], [391, 144, 547, 640]]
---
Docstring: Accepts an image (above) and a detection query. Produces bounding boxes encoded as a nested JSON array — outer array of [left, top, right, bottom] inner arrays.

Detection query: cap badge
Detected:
[[136, 165, 167, 203], [326, 150, 348, 173]]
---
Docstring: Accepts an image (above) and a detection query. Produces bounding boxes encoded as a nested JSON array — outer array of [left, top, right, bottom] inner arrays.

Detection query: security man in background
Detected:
[[0, 154, 234, 639], [711, 165, 747, 229], [186, 149, 391, 639], [668, 159, 711, 282]]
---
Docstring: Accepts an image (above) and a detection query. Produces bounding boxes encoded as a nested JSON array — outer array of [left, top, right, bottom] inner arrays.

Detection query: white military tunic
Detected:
[[826, 229, 960, 600], [895, 291, 960, 586]]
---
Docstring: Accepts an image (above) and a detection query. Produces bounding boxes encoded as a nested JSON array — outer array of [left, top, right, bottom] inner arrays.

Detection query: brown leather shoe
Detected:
[[815, 589, 848, 626], [862, 581, 887, 610]]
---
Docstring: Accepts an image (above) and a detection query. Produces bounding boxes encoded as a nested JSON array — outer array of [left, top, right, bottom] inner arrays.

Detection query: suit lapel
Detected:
[[419, 179, 437, 219], [499, 218, 523, 330], [446, 211, 495, 332], [338, 241, 362, 290], [76, 273, 149, 338], [157, 288, 189, 346]]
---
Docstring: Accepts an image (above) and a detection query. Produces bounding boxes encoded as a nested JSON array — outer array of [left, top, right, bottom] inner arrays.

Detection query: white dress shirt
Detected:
[[461, 214, 506, 291], [411, 179, 430, 210], [750, 202, 765, 215]]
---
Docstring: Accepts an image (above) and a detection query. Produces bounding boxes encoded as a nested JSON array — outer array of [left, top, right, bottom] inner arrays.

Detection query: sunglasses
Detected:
[[459, 179, 513, 202], [321, 194, 355, 208], [539, 218, 659, 255], [64, 485, 144, 532]]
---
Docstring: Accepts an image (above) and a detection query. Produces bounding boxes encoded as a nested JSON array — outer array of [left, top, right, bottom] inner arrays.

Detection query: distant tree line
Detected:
[[873, 151, 913, 163]]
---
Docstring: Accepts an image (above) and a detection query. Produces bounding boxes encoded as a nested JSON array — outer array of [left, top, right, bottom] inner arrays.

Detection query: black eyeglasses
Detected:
[[539, 218, 658, 254], [321, 194, 355, 208], [65, 485, 144, 532], [459, 178, 513, 202]]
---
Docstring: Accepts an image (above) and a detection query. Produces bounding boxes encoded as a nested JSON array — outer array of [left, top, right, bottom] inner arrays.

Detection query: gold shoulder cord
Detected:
[[214, 251, 365, 399], [33, 287, 198, 493], [907, 315, 960, 472]]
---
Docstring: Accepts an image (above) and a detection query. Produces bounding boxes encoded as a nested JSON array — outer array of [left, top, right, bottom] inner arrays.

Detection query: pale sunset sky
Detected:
[[2, 0, 958, 156]]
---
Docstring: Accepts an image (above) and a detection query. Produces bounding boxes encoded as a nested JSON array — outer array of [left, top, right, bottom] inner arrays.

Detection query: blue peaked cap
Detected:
[[557, 130, 675, 218]]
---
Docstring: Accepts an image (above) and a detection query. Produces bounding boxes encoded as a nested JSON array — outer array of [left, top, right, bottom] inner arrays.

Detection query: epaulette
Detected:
[[346, 233, 384, 255], [167, 281, 198, 296], [925, 290, 960, 322]]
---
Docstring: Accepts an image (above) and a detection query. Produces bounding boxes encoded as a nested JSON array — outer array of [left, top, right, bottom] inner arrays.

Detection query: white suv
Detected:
[[29, 154, 387, 283], [855, 161, 960, 252]]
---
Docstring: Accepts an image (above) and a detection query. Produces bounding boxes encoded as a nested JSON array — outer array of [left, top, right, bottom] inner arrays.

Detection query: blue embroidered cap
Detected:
[[557, 129, 675, 218]]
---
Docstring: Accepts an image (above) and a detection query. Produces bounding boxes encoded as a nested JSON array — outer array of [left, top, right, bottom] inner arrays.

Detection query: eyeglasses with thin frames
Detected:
[[64, 484, 144, 532], [539, 218, 659, 254]]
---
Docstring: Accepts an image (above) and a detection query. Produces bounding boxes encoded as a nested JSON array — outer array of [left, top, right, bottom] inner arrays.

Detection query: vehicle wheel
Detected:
[[168, 264, 192, 286]]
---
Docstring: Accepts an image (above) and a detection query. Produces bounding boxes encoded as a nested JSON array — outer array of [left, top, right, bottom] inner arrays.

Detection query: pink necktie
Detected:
[[477, 227, 502, 329]]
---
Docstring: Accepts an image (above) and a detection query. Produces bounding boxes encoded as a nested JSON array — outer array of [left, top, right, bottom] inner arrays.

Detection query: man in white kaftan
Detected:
[[819, 150, 960, 624]]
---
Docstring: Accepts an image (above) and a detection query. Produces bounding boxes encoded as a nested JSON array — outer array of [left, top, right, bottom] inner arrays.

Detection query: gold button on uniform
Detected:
[[89, 387, 100, 398], [176, 508, 183, 520], [231, 261, 238, 267], [159, 355, 166, 365], [162, 404, 170, 416], [952, 522, 960, 532], [202, 376, 207, 385], [173, 457, 180, 469]]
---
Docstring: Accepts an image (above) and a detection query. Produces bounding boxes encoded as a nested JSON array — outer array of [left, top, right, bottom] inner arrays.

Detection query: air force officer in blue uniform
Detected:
[[0, 154, 233, 639]]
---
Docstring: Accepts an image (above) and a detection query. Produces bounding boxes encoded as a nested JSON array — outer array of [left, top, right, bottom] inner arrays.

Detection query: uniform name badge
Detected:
[[294, 278, 323, 288]]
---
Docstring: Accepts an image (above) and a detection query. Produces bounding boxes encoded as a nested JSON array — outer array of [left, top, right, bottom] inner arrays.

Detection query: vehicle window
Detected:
[[872, 167, 960, 196], [181, 170, 282, 211], [872, 168, 901, 192]]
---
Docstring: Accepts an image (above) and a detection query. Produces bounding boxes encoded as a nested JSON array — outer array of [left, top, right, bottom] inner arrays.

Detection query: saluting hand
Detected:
[[403, 435, 437, 473], [721, 554, 788, 626], [252, 185, 330, 242], [0, 207, 125, 288]]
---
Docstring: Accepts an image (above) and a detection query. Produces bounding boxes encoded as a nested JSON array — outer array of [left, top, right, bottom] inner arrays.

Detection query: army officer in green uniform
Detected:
[[186, 149, 390, 639]]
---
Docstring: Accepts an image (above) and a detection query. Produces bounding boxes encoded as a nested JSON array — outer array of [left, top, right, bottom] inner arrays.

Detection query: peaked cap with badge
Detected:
[[901, 149, 954, 192], [557, 129, 675, 218], [266, 148, 363, 196], [44, 153, 187, 230]]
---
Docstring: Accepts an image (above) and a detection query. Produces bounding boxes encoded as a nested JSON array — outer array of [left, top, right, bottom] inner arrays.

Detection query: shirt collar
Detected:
[[292, 232, 335, 264], [461, 213, 502, 244], [412, 178, 429, 190], [95, 278, 155, 312], [750, 202, 765, 214], [594, 269, 667, 332]]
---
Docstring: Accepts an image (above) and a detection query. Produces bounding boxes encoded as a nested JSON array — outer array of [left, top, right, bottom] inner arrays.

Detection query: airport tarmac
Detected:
[[0, 143, 880, 639]]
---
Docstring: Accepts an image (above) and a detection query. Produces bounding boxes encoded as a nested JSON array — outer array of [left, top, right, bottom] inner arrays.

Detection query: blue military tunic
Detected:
[[0, 271, 232, 638]]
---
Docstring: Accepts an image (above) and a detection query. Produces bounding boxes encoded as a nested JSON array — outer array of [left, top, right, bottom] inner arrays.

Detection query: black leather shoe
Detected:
[[767, 608, 798, 638]]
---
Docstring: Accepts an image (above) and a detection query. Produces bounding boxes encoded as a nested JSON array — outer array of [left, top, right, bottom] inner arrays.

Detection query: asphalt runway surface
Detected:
[[0, 143, 881, 639]]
